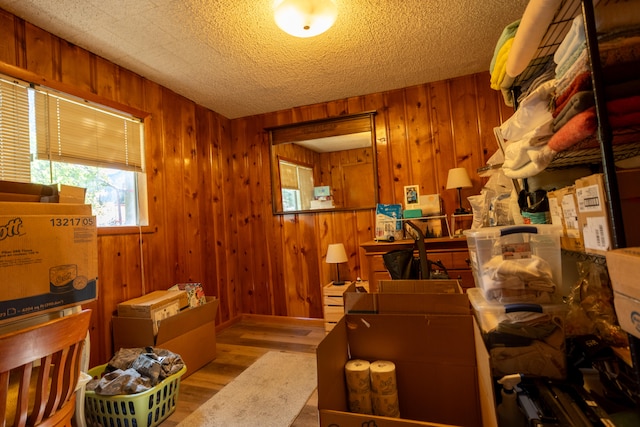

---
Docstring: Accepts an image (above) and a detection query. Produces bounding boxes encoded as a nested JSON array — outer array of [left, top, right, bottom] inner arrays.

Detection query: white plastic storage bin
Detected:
[[468, 287, 568, 379], [463, 224, 562, 303]]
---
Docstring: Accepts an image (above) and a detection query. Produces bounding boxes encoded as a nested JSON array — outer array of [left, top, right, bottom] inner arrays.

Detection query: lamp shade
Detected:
[[274, 0, 337, 38], [326, 243, 348, 264], [446, 167, 473, 190]]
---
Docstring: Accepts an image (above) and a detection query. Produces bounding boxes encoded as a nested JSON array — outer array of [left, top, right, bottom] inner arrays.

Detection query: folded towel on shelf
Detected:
[[603, 59, 640, 86], [491, 38, 514, 90], [500, 79, 556, 142], [515, 60, 556, 105], [549, 95, 640, 152], [555, 43, 587, 79], [597, 33, 640, 80], [553, 91, 595, 131], [503, 142, 556, 179], [554, 71, 592, 113], [554, 49, 589, 94], [548, 108, 597, 152], [595, 1, 640, 34], [554, 15, 586, 71], [490, 19, 520, 74], [606, 78, 640, 100]]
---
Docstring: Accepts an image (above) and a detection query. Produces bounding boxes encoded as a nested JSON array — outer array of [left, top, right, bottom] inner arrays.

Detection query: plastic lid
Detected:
[[463, 224, 561, 238]]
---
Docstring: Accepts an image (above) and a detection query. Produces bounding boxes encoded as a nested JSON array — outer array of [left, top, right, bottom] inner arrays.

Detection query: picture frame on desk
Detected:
[[403, 185, 419, 207]]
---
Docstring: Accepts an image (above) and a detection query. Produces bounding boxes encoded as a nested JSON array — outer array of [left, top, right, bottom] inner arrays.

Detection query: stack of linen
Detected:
[[491, 0, 640, 179]]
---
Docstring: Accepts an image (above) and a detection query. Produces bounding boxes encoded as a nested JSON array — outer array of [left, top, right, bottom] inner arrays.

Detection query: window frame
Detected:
[[0, 65, 153, 236]]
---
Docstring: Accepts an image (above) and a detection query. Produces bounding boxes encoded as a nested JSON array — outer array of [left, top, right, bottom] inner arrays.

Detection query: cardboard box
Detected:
[[112, 297, 219, 378], [0, 180, 57, 202], [0, 202, 92, 215], [345, 280, 469, 315], [0, 203, 98, 323], [117, 290, 189, 333], [610, 292, 640, 340], [575, 171, 640, 255], [548, 186, 585, 252], [617, 169, 640, 248], [0, 181, 86, 204], [576, 174, 612, 255], [317, 313, 496, 427], [56, 184, 87, 204], [605, 248, 640, 339]]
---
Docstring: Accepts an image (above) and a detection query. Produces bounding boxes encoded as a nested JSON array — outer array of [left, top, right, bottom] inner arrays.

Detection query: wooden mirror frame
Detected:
[[267, 111, 378, 215]]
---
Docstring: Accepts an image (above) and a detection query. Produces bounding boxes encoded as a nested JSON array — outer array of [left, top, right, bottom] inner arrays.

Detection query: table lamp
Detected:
[[446, 167, 473, 214], [326, 243, 348, 285]]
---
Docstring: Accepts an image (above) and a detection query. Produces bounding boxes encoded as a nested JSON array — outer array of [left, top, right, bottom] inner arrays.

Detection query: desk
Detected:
[[360, 237, 473, 291]]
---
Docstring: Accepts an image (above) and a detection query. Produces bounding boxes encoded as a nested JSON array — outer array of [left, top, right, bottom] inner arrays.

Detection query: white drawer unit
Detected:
[[322, 281, 369, 332]]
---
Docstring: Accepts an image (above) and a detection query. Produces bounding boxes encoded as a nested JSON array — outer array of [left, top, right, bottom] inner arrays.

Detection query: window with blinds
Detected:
[[0, 74, 147, 227], [33, 89, 144, 172], [0, 77, 31, 182], [278, 159, 314, 211]]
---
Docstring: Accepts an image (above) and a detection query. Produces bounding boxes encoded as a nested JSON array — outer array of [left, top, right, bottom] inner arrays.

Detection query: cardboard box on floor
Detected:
[[344, 279, 469, 315], [0, 202, 98, 324], [112, 297, 219, 378], [604, 248, 640, 339], [318, 280, 497, 427], [117, 290, 190, 334]]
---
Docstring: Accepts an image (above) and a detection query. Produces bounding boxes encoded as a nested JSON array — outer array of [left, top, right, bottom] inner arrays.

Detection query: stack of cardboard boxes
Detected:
[[112, 286, 219, 378], [547, 171, 640, 255], [0, 182, 97, 324]]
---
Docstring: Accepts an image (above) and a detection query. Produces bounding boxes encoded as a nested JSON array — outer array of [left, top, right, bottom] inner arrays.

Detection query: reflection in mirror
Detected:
[[267, 112, 378, 214]]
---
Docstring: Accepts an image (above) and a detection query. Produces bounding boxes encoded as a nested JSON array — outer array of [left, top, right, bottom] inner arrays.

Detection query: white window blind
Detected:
[[33, 88, 145, 172], [0, 77, 31, 182], [279, 160, 299, 189]]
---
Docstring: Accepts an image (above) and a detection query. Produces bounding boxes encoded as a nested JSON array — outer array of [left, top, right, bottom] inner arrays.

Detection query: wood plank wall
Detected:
[[0, 8, 513, 367]]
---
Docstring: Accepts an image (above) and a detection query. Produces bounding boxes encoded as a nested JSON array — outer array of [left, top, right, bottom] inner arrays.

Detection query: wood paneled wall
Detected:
[[0, 8, 513, 367]]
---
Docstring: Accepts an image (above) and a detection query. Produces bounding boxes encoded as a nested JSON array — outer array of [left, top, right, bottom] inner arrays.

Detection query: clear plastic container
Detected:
[[468, 287, 568, 379], [463, 224, 562, 303]]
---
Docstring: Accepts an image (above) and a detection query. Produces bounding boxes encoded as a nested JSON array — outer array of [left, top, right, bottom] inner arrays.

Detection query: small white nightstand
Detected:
[[322, 281, 369, 332]]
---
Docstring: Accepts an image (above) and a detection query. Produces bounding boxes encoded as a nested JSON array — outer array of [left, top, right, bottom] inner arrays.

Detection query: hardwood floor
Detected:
[[162, 315, 326, 426]]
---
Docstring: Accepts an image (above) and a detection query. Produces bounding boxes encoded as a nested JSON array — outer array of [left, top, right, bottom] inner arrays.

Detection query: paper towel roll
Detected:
[[370, 360, 397, 394], [345, 359, 373, 414], [345, 359, 371, 393], [372, 392, 401, 418], [348, 391, 373, 414], [370, 360, 400, 417]]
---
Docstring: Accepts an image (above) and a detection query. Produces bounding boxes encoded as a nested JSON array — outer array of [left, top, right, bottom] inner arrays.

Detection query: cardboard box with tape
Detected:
[[0, 202, 98, 323]]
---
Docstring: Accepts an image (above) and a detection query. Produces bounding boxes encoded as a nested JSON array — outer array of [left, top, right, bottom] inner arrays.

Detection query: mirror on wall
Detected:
[[267, 112, 378, 214]]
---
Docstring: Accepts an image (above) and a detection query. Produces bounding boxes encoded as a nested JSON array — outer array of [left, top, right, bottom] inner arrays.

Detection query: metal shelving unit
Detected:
[[498, 0, 640, 403]]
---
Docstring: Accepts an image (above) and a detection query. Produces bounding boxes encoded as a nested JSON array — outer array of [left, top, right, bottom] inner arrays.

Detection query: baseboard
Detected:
[[242, 313, 324, 327], [216, 314, 324, 333]]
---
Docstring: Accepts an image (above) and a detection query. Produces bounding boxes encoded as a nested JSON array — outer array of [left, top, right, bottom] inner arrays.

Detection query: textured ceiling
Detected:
[[0, 0, 529, 119]]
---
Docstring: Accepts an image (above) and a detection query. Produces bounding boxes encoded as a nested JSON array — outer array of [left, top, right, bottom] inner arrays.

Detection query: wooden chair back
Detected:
[[0, 309, 91, 427]]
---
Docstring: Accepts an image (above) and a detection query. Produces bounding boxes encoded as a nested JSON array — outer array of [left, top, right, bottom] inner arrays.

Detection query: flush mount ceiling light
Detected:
[[274, 0, 337, 38]]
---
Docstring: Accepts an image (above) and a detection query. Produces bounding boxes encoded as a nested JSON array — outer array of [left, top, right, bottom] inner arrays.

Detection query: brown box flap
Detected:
[[156, 297, 218, 343], [344, 280, 469, 315]]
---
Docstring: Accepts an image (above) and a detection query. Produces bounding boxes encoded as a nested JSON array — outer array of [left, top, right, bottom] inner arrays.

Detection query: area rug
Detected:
[[176, 351, 317, 427]]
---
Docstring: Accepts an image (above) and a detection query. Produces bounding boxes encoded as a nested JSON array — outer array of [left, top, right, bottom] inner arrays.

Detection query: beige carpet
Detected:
[[176, 351, 317, 427]]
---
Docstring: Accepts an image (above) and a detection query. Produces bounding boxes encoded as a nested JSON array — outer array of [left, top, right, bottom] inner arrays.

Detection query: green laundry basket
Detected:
[[84, 363, 187, 427]]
